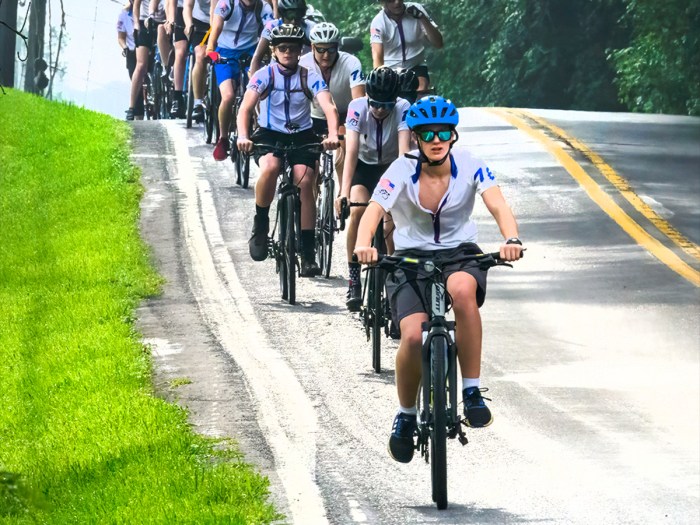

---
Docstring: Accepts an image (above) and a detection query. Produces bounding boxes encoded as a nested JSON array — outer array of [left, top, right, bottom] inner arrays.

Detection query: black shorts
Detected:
[[386, 242, 488, 327], [251, 127, 320, 169], [135, 25, 156, 48], [173, 7, 187, 42], [126, 49, 137, 77], [311, 113, 347, 136], [408, 64, 430, 84], [190, 18, 210, 47], [351, 160, 391, 192]]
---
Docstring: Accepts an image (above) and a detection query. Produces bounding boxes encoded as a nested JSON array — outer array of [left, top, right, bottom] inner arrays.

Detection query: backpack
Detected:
[[258, 64, 314, 102]]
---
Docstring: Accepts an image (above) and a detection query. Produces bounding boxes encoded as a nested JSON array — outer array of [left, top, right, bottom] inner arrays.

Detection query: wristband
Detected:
[[505, 237, 522, 245]]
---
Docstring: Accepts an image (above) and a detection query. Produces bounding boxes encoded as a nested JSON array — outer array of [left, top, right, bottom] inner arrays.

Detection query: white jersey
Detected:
[[369, 2, 437, 70], [345, 96, 410, 165], [177, 0, 184, 7], [247, 63, 329, 133], [192, 0, 212, 23], [140, 0, 166, 21], [371, 148, 498, 251], [117, 10, 135, 50], [299, 51, 365, 119], [214, 0, 274, 50]]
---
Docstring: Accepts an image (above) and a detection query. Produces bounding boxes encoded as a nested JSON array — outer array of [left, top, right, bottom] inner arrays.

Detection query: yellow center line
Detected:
[[486, 107, 700, 287]]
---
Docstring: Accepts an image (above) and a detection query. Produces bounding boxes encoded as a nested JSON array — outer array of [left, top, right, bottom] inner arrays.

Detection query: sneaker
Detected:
[[388, 412, 417, 463], [213, 137, 229, 161], [248, 215, 269, 261], [463, 387, 493, 428], [300, 257, 322, 278], [125, 108, 135, 121], [192, 103, 204, 122], [170, 98, 180, 118], [345, 282, 362, 311]]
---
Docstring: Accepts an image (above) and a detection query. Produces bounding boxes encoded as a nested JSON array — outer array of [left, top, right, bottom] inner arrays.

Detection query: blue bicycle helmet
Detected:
[[406, 95, 459, 130]]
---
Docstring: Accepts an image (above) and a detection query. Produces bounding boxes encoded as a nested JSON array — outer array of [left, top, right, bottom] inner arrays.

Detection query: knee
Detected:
[[451, 288, 478, 314], [349, 207, 364, 226], [399, 322, 423, 350]]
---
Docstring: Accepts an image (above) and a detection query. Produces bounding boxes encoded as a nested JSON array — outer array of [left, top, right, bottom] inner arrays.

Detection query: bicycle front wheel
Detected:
[[316, 176, 335, 278], [278, 194, 297, 305], [430, 336, 448, 509], [370, 266, 383, 373], [186, 55, 195, 128]]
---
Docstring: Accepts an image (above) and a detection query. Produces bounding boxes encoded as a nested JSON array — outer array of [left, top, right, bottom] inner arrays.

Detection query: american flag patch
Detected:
[[379, 179, 395, 191]]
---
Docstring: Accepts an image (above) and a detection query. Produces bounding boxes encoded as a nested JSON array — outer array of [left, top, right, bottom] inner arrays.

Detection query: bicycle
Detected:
[[185, 41, 196, 128], [203, 58, 220, 144], [228, 54, 253, 188], [250, 141, 325, 305], [340, 199, 391, 373], [314, 150, 336, 278], [371, 250, 513, 510]]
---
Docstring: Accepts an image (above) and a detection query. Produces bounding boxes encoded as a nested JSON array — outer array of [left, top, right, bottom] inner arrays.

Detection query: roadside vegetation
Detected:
[[0, 90, 281, 523]]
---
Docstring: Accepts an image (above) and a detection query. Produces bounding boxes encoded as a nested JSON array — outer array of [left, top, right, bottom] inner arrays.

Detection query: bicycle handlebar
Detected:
[[338, 198, 369, 231], [354, 250, 519, 273]]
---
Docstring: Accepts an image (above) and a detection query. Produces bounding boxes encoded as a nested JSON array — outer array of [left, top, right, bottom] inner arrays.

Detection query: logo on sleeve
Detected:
[[347, 110, 360, 127], [473, 167, 495, 183], [379, 178, 395, 192]]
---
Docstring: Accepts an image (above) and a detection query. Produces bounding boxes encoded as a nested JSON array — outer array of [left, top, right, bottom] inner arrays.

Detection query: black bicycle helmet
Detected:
[[398, 68, 419, 103], [278, 0, 307, 16], [270, 23, 306, 46], [366, 66, 400, 103]]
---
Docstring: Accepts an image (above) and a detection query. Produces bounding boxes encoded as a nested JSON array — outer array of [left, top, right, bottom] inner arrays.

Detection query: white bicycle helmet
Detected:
[[309, 22, 340, 45]]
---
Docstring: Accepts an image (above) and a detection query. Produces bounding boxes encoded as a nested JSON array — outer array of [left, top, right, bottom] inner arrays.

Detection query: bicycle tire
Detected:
[[152, 66, 162, 120], [430, 336, 448, 510], [371, 265, 383, 373], [315, 174, 334, 278], [278, 197, 289, 301], [285, 193, 297, 305], [239, 152, 250, 188], [186, 55, 195, 128]]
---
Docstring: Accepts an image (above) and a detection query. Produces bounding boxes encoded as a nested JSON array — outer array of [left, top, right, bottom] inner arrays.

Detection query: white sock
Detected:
[[463, 378, 480, 390], [194, 98, 203, 106], [398, 405, 417, 416]]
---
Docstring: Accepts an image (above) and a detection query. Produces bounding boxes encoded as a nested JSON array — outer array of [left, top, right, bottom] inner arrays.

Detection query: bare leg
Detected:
[[446, 272, 482, 378], [254, 154, 282, 207], [396, 312, 428, 408]]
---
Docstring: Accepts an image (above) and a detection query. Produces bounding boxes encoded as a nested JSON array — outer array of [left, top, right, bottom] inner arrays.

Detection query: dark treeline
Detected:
[[316, 0, 699, 116]]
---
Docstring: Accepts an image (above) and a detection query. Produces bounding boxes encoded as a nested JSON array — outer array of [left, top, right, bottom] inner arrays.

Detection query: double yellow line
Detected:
[[487, 107, 700, 287]]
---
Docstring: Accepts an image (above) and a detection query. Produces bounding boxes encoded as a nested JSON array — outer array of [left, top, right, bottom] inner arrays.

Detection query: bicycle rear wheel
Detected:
[[430, 336, 448, 510], [370, 222, 385, 372], [316, 175, 335, 278], [185, 54, 195, 128]]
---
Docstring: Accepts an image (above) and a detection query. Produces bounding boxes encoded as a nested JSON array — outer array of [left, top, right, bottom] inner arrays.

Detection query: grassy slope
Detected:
[[0, 90, 280, 523]]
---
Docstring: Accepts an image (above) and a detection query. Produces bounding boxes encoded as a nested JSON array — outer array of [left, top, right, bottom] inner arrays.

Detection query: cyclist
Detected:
[[182, 0, 212, 122], [117, 1, 144, 119], [336, 66, 410, 311], [150, 1, 173, 97], [370, 0, 443, 98], [300, 22, 366, 194], [249, 0, 315, 75], [206, 0, 274, 161], [127, 0, 164, 120], [354, 95, 524, 463], [164, 0, 189, 118], [236, 24, 340, 277]]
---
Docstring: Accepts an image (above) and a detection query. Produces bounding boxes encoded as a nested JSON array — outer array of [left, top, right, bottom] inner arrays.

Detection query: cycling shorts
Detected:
[[311, 114, 347, 136], [135, 26, 156, 49], [214, 45, 256, 86], [386, 242, 488, 327], [351, 160, 391, 192], [173, 7, 187, 42], [190, 18, 210, 47], [251, 127, 320, 170], [408, 64, 429, 83]]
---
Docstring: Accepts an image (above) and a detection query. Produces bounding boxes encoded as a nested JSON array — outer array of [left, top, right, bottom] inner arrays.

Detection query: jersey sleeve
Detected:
[[468, 152, 498, 194], [396, 98, 410, 132], [347, 55, 366, 88], [247, 67, 271, 94], [261, 19, 278, 41], [371, 158, 411, 211], [261, 4, 274, 24], [345, 99, 364, 134], [214, 0, 232, 19], [307, 68, 329, 96], [117, 13, 126, 32], [370, 14, 384, 45]]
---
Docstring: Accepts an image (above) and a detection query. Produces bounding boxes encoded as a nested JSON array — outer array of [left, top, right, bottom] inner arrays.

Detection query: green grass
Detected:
[[0, 90, 281, 523]]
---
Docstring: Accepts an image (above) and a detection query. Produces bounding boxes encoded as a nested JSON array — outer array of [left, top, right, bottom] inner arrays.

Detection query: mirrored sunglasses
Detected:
[[417, 130, 453, 142], [314, 46, 338, 55], [368, 99, 396, 110]]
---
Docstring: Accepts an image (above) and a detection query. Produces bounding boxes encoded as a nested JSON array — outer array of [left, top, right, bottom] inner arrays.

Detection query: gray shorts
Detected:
[[385, 242, 488, 326]]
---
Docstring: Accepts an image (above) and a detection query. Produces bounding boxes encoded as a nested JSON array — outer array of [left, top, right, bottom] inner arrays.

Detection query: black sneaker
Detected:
[[125, 108, 135, 121], [192, 103, 204, 122], [170, 98, 181, 119], [346, 282, 362, 311], [463, 387, 493, 428], [300, 257, 322, 278], [248, 215, 269, 261], [388, 412, 417, 463]]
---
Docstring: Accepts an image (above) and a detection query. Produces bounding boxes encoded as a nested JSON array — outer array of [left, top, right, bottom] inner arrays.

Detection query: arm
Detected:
[[118, 31, 128, 53], [481, 186, 523, 261], [340, 129, 360, 199], [206, 11, 224, 52], [351, 84, 366, 100], [236, 88, 260, 151], [249, 37, 270, 75], [354, 201, 386, 264], [183, 0, 194, 38], [316, 91, 340, 149], [420, 16, 443, 48], [397, 129, 411, 156], [371, 42, 384, 68], [133, 0, 142, 31]]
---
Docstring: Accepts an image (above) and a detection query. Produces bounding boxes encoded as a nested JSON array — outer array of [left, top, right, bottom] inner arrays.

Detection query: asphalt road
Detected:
[[133, 109, 700, 525]]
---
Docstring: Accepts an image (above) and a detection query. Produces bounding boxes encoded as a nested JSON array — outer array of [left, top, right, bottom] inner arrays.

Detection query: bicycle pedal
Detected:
[[457, 420, 470, 446]]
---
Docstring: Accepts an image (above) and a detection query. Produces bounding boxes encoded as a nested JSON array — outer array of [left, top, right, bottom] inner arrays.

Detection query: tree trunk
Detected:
[[0, 0, 19, 88], [24, 0, 47, 93]]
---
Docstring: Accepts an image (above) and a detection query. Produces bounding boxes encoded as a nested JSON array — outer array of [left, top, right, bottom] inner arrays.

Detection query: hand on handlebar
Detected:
[[207, 50, 220, 63], [322, 135, 340, 151], [353, 246, 378, 265], [334, 195, 348, 218], [499, 242, 525, 262], [237, 137, 253, 153]]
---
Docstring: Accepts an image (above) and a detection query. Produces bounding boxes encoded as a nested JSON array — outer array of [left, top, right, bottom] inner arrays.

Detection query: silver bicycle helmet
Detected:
[[309, 22, 340, 45]]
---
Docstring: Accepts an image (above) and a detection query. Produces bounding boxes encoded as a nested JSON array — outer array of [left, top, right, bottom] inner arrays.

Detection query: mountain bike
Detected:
[[251, 142, 325, 305], [228, 54, 253, 188], [315, 150, 336, 278], [373, 250, 513, 510]]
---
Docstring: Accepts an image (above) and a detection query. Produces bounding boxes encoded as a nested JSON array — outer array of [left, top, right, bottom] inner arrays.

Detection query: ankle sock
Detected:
[[348, 262, 361, 285]]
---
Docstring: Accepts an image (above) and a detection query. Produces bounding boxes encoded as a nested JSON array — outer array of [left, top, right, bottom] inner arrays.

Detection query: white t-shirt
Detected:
[[215, 0, 274, 50], [299, 51, 365, 119], [371, 148, 498, 251], [369, 2, 437, 70], [140, 0, 166, 21], [117, 10, 135, 50], [193, 0, 212, 23], [345, 96, 410, 165], [247, 63, 329, 133]]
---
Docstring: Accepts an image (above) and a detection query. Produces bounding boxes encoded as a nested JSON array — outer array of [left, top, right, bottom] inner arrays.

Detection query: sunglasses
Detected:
[[369, 99, 396, 110], [417, 129, 453, 142], [276, 44, 302, 53], [314, 46, 338, 55]]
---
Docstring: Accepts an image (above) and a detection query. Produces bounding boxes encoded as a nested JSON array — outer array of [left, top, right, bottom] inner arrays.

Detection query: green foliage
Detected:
[[0, 90, 282, 523], [314, 0, 698, 115]]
